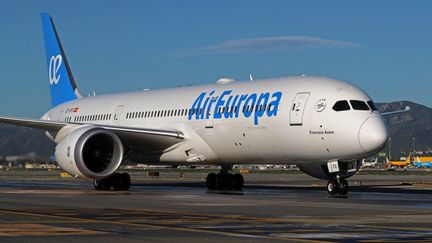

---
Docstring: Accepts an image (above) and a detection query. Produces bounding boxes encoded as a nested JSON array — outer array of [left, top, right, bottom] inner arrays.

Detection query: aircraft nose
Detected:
[[358, 116, 388, 154]]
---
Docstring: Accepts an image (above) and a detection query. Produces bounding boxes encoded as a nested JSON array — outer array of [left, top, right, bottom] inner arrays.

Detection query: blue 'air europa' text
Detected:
[[188, 90, 282, 125]]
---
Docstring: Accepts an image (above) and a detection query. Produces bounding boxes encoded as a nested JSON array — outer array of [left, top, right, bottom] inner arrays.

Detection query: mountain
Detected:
[[0, 124, 55, 161], [0, 100, 430, 161], [377, 101, 432, 159]]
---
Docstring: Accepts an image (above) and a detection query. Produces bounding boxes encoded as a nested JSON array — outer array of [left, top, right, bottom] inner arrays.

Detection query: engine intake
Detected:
[[55, 126, 124, 180]]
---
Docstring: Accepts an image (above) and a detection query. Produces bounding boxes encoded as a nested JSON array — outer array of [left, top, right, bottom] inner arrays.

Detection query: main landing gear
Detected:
[[206, 166, 244, 191], [326, 178, 349, 195], [94, 172, 131, 191]]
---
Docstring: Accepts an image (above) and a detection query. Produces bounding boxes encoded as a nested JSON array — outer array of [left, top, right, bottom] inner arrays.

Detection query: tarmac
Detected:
[[0, 169, 431, 242]]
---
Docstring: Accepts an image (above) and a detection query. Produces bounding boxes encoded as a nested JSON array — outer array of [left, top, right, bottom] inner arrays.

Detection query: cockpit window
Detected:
[[367, 100, 378, 111], [332, 100, 350, 111], [350, 100, 369, 111]]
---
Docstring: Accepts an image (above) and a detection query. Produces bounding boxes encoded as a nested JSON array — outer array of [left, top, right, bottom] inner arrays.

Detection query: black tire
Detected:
[[93, 180, 103, 190], [112, 173, 131, 191], [225, 173, 234, 190], [94, 177, 112, 191], [215, 173, 225, 190], [327, 181, 339, 195], [206, 173, 217, 190], [120, 173, 131, 191], [339, 179, 349, 195], [112, 173, 123, 191], [233, 173, 244, 190]]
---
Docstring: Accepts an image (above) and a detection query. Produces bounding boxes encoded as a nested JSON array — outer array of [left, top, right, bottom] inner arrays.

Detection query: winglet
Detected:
[[41, 13, 82, 107]]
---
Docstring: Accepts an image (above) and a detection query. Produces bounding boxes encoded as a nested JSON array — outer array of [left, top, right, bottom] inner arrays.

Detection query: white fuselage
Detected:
[[43, 76, 388, 166]]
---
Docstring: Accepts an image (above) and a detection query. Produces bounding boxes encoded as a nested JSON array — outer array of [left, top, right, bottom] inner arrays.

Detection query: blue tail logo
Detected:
[[49, 55, 62, 85], [41, 13, 82, 107]]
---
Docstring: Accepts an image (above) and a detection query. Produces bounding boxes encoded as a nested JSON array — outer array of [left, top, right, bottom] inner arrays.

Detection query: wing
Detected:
[[0, 116, 185, 151]]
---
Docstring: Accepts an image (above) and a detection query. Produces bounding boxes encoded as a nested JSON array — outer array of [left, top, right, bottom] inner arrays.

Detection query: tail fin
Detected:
[[41, 13, 82, 107]]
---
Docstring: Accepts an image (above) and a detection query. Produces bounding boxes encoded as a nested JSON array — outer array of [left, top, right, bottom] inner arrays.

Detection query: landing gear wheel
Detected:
[[206, 173, 217, 190], [111, 173, 122, 191], [94, 177, 113, 191], [327, 181, 339, 195], [233, 173, 244, 190], [226, 173, 234, 190], [207, 171, 244, 191], [327, 179, 349, 195], [94, 173, 131, 191], [339, 179, 349, 195], [112, 173, 131, 191], [215, 173, 226, 190], [121, 173, 131, 190]]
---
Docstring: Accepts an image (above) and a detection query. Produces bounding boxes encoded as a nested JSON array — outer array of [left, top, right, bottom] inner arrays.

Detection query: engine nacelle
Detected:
[[298, 160, 362, 180], [55, 126, 124, 180]]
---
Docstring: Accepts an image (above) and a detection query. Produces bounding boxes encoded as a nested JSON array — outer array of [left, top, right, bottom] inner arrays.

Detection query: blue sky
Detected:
[[0, 1, 431, 117]]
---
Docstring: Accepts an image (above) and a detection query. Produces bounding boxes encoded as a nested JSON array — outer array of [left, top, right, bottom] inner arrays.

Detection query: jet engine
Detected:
[[55, 126, 124, 180], [298, 160, 362, 180]]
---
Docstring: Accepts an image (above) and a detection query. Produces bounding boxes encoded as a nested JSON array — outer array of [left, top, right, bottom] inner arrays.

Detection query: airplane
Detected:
[[385, 157, 411, 169], [412, 157, 432, 169], [0, 13, 389, 195], [361, 157, 378, 168]]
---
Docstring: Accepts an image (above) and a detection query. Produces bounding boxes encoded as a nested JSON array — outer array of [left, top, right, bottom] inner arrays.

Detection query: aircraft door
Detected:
[[290, 92, 310, 126], [204, 96, 217, 128], [113, 105, 125, 125]]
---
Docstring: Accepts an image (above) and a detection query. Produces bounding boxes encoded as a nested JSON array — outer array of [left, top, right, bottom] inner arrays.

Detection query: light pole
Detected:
[[388, 137, 391, 161], [412, 136, 416, 154]]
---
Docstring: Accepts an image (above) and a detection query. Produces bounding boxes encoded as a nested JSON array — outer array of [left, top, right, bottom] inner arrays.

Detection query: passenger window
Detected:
[[332, 100, 350, 111], [350, 100, 369, 111], [367, 100, 378, 111]]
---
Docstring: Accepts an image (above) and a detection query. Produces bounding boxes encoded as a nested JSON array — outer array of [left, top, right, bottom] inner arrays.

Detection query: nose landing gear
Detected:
[[206, 165, 244, 191], [327, 178, 349, 195], [325, 160, 350, 196]]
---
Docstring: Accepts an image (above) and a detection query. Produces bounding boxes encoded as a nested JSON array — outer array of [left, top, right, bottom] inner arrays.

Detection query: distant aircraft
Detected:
[[0, 13, 389, 195], [412, 157, 432, 169], [361, 157, 378, 168], [385, 157, 411, 169]]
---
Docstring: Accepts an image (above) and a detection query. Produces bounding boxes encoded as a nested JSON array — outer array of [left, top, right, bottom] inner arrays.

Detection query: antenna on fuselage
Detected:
[[249, 74, 254, 81]]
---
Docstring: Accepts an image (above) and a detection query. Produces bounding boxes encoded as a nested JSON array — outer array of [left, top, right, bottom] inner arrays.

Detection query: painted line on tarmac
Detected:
[[0, 209, 331, 243], [0, 223, 105, 237]]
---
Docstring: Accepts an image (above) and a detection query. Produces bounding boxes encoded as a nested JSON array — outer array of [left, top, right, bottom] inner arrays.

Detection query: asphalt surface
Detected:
[[0, 169, 431, 242]]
